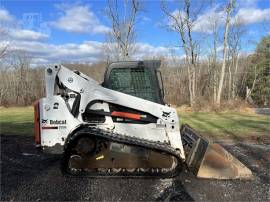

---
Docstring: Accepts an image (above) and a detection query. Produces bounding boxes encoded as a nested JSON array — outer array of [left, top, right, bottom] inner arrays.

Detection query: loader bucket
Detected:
[[181, 124, 253, 179]]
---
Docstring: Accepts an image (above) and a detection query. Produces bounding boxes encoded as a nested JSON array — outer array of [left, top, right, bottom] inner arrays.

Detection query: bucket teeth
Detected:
[[181, 124, 253, 180]]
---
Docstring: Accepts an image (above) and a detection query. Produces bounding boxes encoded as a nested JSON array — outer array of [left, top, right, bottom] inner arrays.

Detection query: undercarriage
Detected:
[[61, 128, 183, 177]]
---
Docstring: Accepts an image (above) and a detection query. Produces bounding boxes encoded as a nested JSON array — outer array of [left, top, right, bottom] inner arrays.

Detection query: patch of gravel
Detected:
[[1, 135, 269, 201]]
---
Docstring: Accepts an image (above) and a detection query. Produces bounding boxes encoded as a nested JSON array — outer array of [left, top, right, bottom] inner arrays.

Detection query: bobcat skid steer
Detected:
[[34, 60, 252, 179]]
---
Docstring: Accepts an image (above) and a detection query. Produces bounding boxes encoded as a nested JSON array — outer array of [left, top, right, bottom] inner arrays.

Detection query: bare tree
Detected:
[[0, 45, 8, 59], [0, 50, 33, 105], [227, 16, 246, 99], [13, 51, 33, 105], [245, 64, 257, 103], [0, 28, 9, 59], [216, 0, 235, 105], [205, 6, 223, 103], [105, 0, 141, 61], [161, 0, 203, 106]]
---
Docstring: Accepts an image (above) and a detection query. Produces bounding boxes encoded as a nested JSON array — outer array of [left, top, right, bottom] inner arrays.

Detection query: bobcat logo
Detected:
[[42, 119, 48, 124], [162, 111, 171, 119]]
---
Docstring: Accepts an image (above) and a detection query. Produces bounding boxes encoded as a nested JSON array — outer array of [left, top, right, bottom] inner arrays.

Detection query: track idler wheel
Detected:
[[62, 135, 98, 175]]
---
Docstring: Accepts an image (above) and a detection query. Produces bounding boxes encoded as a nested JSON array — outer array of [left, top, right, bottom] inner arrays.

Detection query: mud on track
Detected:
[[1, 134, 269, 201]]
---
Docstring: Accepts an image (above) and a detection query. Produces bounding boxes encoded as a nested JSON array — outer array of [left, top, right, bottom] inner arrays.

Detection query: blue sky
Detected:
[[0, 0, 269, 65]]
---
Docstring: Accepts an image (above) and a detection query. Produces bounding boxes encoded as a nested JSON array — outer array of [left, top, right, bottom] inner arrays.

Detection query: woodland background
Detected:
[[0, 0, 269, 108]]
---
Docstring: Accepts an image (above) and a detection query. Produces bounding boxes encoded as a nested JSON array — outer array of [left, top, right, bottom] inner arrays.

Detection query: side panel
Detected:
[[39, 96, 81, 153], [113, 123, 168, 143]]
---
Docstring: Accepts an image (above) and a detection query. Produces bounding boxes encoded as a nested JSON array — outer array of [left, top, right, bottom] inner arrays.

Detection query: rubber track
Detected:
[[62, 127, 183, 178]]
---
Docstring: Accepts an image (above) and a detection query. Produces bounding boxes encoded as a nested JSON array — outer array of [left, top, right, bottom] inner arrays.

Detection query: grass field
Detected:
[[0, 107, 34, 136], [178, 110, 269, 140], [0, 107, 269, 141]]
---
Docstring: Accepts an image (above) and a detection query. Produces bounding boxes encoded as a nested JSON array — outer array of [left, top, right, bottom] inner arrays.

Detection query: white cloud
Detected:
[[134, 43, 173, 58], [193, 7, 225, 33], [194, 7, 270, 32], [0, 6, 173, 65], [169, 5, 270, 34], [3, 38, 176, 65], [0, 8, 50, 42], [238, 0, 258, 8], [168, 10, 186, 28], [171, 10, 182, 18], [52, 5, 110, 34], [234, 8, 270, 25], [168, 7, 225, 34], [0, 6, 184, 65], [8, 40, 104, 63], [9, 29, 49, 41], [0, 8, 14, 22], [141, 16, 151, 22]]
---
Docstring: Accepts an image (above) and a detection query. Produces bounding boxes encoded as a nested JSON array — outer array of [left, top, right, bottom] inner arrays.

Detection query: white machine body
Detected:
[[34, 65, 185, 160]]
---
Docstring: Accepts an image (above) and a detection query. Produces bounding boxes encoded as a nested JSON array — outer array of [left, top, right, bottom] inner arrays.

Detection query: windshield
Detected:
[[108, 67, 158, 103]]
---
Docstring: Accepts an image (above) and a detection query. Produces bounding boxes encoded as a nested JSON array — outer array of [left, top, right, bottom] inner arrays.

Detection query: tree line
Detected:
[[0, 0, 269, 107]]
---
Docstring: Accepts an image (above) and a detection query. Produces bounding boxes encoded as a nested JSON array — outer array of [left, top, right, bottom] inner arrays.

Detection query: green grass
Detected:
[[0, 106, 34, 136], [0, 107, 269, 141], [179, 111, 270, 140]]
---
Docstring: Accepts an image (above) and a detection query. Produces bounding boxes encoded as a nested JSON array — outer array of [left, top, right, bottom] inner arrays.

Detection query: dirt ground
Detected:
[[1, 134, 269, 201]]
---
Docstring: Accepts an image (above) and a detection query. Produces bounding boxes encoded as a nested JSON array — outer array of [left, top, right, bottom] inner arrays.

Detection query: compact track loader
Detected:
[[34, 60, 252, 179]]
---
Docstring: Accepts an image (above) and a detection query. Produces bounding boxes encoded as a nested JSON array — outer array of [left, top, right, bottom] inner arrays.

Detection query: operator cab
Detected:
[[103, 60, 165, 105]]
